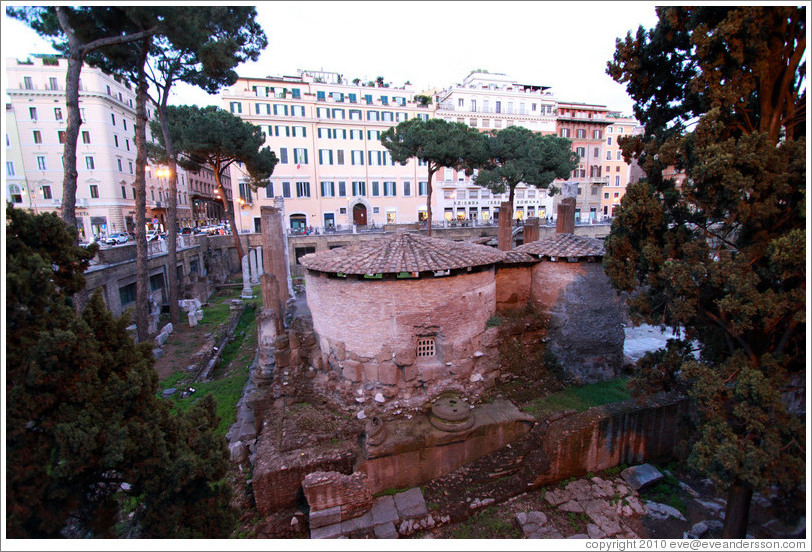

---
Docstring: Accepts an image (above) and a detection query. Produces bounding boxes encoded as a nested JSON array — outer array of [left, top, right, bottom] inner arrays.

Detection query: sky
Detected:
[[2, 1, 660, 115]]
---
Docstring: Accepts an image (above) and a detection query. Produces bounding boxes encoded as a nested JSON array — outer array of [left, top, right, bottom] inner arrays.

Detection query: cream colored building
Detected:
[[434, 72, 559, 223], [4, 55, 194, 240], [601, 113, 644, 217], [222, 69, 434, 232]]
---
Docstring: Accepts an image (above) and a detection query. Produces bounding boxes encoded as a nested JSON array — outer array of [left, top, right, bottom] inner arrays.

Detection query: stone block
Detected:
[[395, 347, 415, 366], [375, 345, 392, 364], [155, 331, 168, 347], [331, 340, 346, 361], [394, 488, 427, 520], [310, 505, 342, 529], [188, 311, 198, 327], [161, 322, 173, 335], [274, 348, 290, 369], [402, 364, 417, 382], [341, 511, 374, 534], [373, 521, 398, 539], [371, 496, 399, 526], [621, 463, 663, 491], [378, 361, 398, 385], [152, 348, 164, 360], [343, 360, 362, 382], [362, 362, 378, 382], [310, 522, 342, 539]]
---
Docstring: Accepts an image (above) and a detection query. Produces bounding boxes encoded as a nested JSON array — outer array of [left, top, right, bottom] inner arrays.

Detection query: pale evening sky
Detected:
[[2, 1, 661, 115]]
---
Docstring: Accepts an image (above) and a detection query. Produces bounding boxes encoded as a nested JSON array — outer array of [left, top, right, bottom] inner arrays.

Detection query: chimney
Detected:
[[523, 217, 540, 244]]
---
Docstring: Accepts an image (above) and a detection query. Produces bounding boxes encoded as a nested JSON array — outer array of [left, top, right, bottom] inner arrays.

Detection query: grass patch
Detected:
[[640, 469, 687, 514], [522, 377, 631, 418], [374, 486, 410, 498], [450, 507, 521, 539], [486, 315, 502, 328]]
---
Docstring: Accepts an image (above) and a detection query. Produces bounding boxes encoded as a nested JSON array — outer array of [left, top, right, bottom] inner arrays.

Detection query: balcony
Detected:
[[588, 177, 609, 185]]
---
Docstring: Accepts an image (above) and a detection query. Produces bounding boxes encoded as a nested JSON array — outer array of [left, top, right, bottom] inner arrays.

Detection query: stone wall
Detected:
[[495, 266, 532, 312], [304, 269, 500, 411], [532, 395, 690, 487], [529, 260, 624, 383]]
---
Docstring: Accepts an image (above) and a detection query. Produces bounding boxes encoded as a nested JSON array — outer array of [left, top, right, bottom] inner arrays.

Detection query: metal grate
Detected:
[[416, 338, 436, 358]]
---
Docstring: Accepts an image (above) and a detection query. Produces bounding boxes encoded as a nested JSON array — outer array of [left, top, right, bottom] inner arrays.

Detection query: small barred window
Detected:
[[416, 338, 436, 358]]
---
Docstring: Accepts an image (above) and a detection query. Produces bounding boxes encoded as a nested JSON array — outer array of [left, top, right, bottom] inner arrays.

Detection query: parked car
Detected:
[[180, 227, 194, 235], [105, 233, 129, 245]]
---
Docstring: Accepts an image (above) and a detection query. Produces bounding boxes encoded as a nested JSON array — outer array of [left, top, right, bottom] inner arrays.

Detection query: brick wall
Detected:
[[495, 266, 532, 312]]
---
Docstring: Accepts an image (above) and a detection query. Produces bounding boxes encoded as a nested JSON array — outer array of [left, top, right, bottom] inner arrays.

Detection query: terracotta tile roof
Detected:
[[299, 232, 507, 275], [515, 233, 605, 259], [500, 250, 538, 265]]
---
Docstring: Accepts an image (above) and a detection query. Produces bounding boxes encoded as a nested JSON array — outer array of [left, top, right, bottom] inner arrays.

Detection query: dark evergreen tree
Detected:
[[6, 207, 236, 538], [605, 6, 806, 537]]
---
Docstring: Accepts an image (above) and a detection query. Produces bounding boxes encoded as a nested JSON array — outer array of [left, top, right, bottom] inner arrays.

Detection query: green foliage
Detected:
[[474, 126, 579, 214], [605, 6, 806, 536], [486, 315, 502, 328], [5, 208, 235, 538], [522, 377, 631, 418], [413, 94, 433, 106], [640, 471, 687, 514], [374, 487, 410, 498]]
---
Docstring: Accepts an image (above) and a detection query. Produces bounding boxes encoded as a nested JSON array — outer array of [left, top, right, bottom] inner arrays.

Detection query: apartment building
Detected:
[[5, 55, 194, 240], [434, 72, 559, 222], [554, 101, 612, 223], [221, 69, 434, 232], [601, 113, 644, 217]]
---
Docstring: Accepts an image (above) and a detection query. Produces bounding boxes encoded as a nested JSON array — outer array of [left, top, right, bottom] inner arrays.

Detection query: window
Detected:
[[560, 128, 570, 138], [129, 161, 134, 174], [576, 147, 585, 158], [119, 282, 136, 306], [470, 99, 477, 112], [416, 337, 435, 358], [352, 181, 366, 196], [617, 151, 622, 160], [7, 161, 15, 176], [229, 102, 242, 114], [33, 130, 42, 144], [278, 147, 289, 164], [49, 76, 59, 90], [39, 185, 52, 200], [126, 139, 130, 151], [264, 182, 275, 198], [367, 110, 380, 121], [54, 107, 62, 120], [419, 181, 428, 196], [117, 159, 123, 172], [576, 129, 586, 138], [403, 181, 411, 196], [606, 151, 613, 160], [36, 156, 47, 170], [615, 176, 621, 186], [122, 185, 127, 199], [8, 184, 23, 203], [607, 137, 612, 145], [616, 166, 620, 172], [320, 181, 335, 197], [607, 126, 614, 133], [85, 156, 95, 170], [495, 101, 502, 113], [371, 181, 380, 196], [318, 149, 333, 165], [383, 181, 396, 197], [123, 119, 127, 131], [293, 148, 308, 165], [295, 181, 310, 198], [292, 126, 306, 137], [90, 184, 99, 198], [593, 130, 602, 139], [282, 181, 291, 198], [317, 91, 326, 101], [111, 113, 116, 126], [337, 181, 346, 197], [336, 150, 345, 165], [82, 130, 91, 144], [23, 76, 33, 90]]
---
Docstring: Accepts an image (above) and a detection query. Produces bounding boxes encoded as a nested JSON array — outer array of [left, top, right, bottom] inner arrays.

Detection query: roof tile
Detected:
[[515, 233, 605, 259]]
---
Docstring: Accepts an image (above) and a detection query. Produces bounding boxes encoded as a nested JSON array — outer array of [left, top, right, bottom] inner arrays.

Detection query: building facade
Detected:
[[434, 72, 559, 223], [221, 69, 434, 233], [601, 113, 644, 217], [5, 55, 194, 239]]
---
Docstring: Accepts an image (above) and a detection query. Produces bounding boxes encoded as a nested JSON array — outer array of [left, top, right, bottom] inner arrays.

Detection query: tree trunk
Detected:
[[426, 166, 435, 237], [505, 183, 516, 225], [133, 39, 151, 343], [56, 8, 82, 233], [721, 480, 753, 538], [213, 164, 244, 262], [158, 103, 179, 325]]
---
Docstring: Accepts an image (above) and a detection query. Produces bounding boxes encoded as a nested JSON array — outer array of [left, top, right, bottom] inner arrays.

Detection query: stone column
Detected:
[[249, 247, 260, 285], [241, 254, 254, 298], [497, 200, 513, 251], [256, 245, 264, 277], [261, 206, 290, 308], [556, 198, 576, 235], [523, 217, 540, 244]]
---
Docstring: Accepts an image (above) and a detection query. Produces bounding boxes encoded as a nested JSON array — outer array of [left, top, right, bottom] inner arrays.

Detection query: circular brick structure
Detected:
[[299, 233, 507, 409]]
